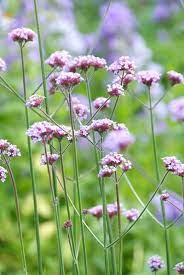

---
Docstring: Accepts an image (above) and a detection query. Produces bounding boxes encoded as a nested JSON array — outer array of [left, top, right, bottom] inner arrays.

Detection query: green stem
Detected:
[[43, 143, 65, 275], [20, 45, 43, 275], [3, 156, 27, 274], [68, 92, 88, 274], [115, 172, 122, 274], [110, 97, 119, 119], [106, 216, 117, 275], [148, 88, 170, 275]]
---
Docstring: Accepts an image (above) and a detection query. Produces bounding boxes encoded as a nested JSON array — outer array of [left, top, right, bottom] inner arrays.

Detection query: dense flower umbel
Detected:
[[45, 51, 71, 68], [174, 262, 184, 274], [76, 126, 91, 138], [0, 166, 7, 183], [48, 72, 60, 95], [137, 70, 161, 86], [73, 55, 107, 71], [107, 83, 124, 97], [147, 255, 165, 272], [98, 165, 117, 178], [56, 72, 84, 87], [167, 70, 184, 86], [162, 156, 184, 177], [86, 203, 121, 219], [26, 95, 45, 108], [93, 97, 110, 110], [101, 152, 123, 167], [168, 97, 184, 122], [0, 139, 21, 158], [53, 125, 71, 140], [72, 97, 89, 120], [26, 121, 55, 143], [160, 192, 170, 201], [0, 58, 7, 71], [9, 27, 36, 43], [120, 158, 132, 171], [40, 153, 59, 165], [108, 56, 135, 75], [124, 208, 139, 222], [63, 220, 72, 229], [90, 118, 114, 133]]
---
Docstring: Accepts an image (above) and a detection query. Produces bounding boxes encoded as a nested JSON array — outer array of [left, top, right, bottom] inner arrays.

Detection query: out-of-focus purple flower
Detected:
[[168, 97, 184, 122], [147, 255, 165, 272], [167, 70, 184, 86], [45, 51, 71, 68], [0, 166, 7, 183], [103, 128, 135, 152], [26, 95, 45, 108], [63, 220, 72, 229], [90, 119, 114, 133], [137, 70, 161, 86], [98, 165, 116, 178], [26, 121, 55, 143], [0, 58, 7, 71], [48, 72, 59, 95], [107, 83, 124, 97], [160, 192, 170, 201], [9, 27, 36, 43], [56, 72, 84, 88], [108, 56, 135, 75], [85, 202, 121, 219], [93, 97, 110, 110], [120, 159, 132, 172], [152, 4, 172, 22], [72, 102, 89, 120], [40, 153, 59, 165], [174, 262, 184, 274], [124, 208, 139, 222]]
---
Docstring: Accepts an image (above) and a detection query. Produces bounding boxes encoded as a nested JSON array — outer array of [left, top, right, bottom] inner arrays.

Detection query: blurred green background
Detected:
[[0, 0, 184, 274]]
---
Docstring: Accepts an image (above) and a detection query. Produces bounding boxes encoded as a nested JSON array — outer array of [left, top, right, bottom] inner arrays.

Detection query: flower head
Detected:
[[137, 70, 161, 86], [162, 156, 184, 177], [124, 208, 139, 222], [120, 158, 132, 171], [107, 83, 124, 97], [147, 255, 165, 272], [0, 166, 7, 183], [48, 72, 60, 95], [101, 152, 123, 167], [45, 51, 71, 68], [72, 97, 89, 120], [53, 125, 71, 140], [90, 119, 114, 133], [76, 126, 91, 138], [160, 192, 170, 201], [73, 55, 106, 71], [93, 97, 110, 110], [56, 72, 84, 88], [174, 262, 184, 274], [9, 27, 36, 43], [40, 153, 59, 165], [108, 56, 135, 75], [168, 97, 184, 122], [167, 70, 184, 86], [0, 139, 21, 158], [26, 95, 45, 108], [98, 165, 116, 178], [86, 203, 120, 219], [26, 121, 55, 143], [63, 220, 72, 229], [0, 58, 7, 72]]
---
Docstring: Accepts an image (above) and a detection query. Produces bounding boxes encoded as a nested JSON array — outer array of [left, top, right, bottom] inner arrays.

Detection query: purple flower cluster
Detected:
[[124, 208, 139, 222], [137, 70, 161, 86], [26, 95, 45, 108], [0, 166, 7, 183], [71, 55, 107, 71], [45, 50, 71, 68], [107, 83, 124, 97], [93, 97, 110, 110], [9, 27, 36, 44], [147, 255, 165, 272], [167, 70, 184, 86], [0, 139, 21, 158], [56, 72, 84, 88], [72, 97, 89, 120], [174, 262, 184, 274], [162, 156, 184, 177], [90, 119, 114, 133], [63, 220, 73, 229], [48, 72, 59, 95], [40, 153, 59, 165], [168, 97, 184, 122], [108, 56, 135, 75], [85, 202, 121, 219]]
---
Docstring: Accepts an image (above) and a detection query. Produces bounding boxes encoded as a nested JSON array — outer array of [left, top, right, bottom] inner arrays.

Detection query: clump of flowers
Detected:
[[90, 118, 114, 133], [73, 55, 107, 71], [137, 70, 161, 86], [0, 166, 7, 183], [63, 220, 73, 229], [48, 72, 60, 95], [174, 262, 184, 274], [0, 139, 21, 158], [167, 70, 184, 86], [56, 72, 84, 88], [162, 156, 184, 177], [101, 152, 123, 167], [124, 208, 139, 222], [107, 83, 124, 97], [9, 27, 36, 44], [108, 56, 135, 75], [72, 97, 89, 120], [26, 95, 45, 108], [45, 51, 71, 68], [160, 192, 170, 201], [26, 121, 55, 143], [85, 203, 121, 219], [98, 165, 117, 178], [147, 255, 165, 272], [168, 97, 184, 122], [93, 97, 110, 110], [0, 58, 7, 72], [40, 153, 59, 165]]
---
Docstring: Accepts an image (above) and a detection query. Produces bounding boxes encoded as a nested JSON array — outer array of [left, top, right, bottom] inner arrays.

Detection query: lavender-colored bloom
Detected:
[[137, 70, 161, 86], [86, 202, 120, 219], [45, 51, 71, 68], [0, 139, 21, 158], [147, 255, 165, 272], [53, 125, 71, 140], [76, 126, 91, 138], [101, 152, 123, 167], [0, 166, 7, 183], [174, 262, 184, 274], [162, 156, 184, 177], [73, 55, 106, 71], [0, 58, 7, 71], [93, 97, 110, 110], [168, 97, 184, 122], [160, 192, 170, 201], [107, 83, 124, 97], [153, 4, 172, 22], [90, 119, 114, 133], [26, 121, 55, 143], [48, 72, 60, 95], [167, 70, 184, 86], [40, 153, 59, 165], [63, 220, 72, 229], [9, 27, 36, 43], [108, 56, 135, 75], [26, 95, 45, 108], [98, 165, 116, 178], [71, 97, 89, 120], [120, 158, 132, 172], [124, 208, 139, 222], [56, 72, 84, 88]]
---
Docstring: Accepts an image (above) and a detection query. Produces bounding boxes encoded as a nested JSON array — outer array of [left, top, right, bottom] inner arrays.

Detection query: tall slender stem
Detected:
[[68, 92, 88, 274], [115, 172, 122, 274], [20, 45, 43, 274], [3, 156, 27, 274], [106, 216, 117, 274], [43, 143, 65, 275], [148, 88, 170, 275]]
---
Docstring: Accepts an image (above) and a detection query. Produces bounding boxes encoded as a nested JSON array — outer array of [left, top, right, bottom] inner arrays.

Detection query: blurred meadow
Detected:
[[0, 0, 184, 274]]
